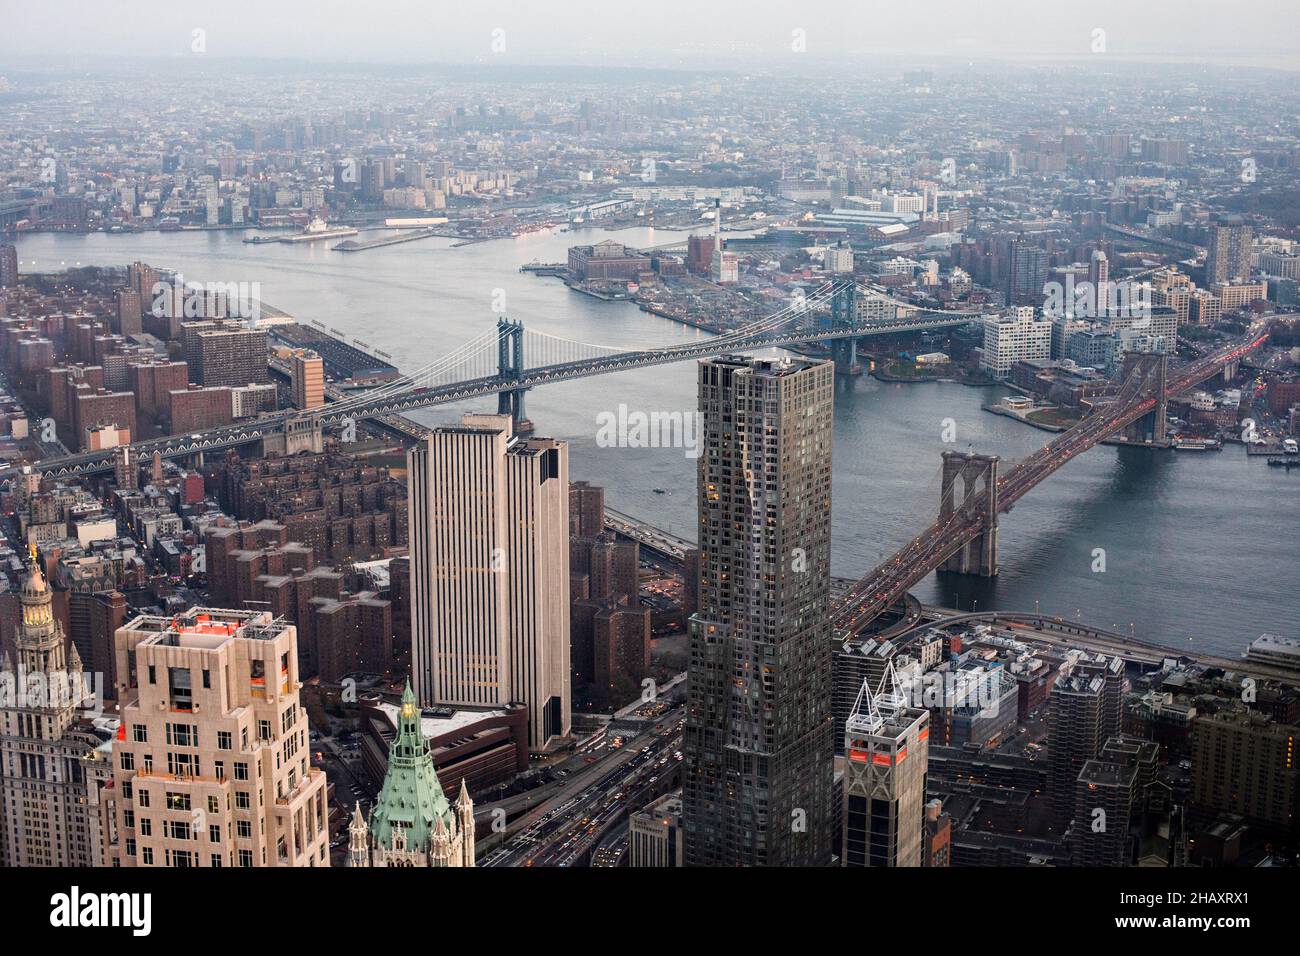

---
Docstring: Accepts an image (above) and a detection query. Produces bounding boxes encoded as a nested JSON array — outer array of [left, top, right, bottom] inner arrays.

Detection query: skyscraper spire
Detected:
[[357, 680, 474, 866]]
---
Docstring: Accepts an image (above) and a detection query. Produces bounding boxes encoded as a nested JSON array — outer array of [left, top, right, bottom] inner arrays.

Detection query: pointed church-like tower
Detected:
[[349, 682, 475, 867]]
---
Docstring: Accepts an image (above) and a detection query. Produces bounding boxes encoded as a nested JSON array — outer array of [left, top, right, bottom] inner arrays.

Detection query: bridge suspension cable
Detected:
[[321, 328, 501, 416]]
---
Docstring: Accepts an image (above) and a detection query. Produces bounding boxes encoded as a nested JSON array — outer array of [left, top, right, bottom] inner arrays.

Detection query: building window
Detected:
[[132, 725, 148, 743], [234, 762, 249, 781], [238, 849, 253, 868], [217, 731, 232, 750], [119, 751, 134, 771], [209, 824, 221, 843], [167, 723, 197, 747]]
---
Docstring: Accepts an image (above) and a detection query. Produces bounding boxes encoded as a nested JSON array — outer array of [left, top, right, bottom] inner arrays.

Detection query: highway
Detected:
[[481, 707, 683, 868]]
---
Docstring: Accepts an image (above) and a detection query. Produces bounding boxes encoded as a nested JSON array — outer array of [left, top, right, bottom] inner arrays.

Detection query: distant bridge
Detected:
[[32, 280, 982, 479]]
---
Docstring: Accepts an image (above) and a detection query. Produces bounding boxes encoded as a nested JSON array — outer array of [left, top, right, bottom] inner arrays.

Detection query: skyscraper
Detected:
[[1088, 249, 1110, 316], [1205, 215, 1253, 285], [1007, 240, 1049, 306], [408, 413, 571, 751], [0, 551, 114, 867], [683, 355, 835, 867], [0, 243, 20, 288], [102, 608, 330, 867], [1048, 652, 1125, 829], [843, 663, 930, 867]]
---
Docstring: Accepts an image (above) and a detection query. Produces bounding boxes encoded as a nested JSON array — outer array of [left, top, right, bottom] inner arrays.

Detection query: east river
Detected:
[[13, 226, 1299, 657]]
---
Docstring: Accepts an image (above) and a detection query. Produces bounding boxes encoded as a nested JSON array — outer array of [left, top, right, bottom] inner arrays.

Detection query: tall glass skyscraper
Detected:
[[683, 355, 835, 866]]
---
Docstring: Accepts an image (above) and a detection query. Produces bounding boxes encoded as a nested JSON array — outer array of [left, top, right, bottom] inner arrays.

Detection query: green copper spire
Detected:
[[369, 681, 454, 853]]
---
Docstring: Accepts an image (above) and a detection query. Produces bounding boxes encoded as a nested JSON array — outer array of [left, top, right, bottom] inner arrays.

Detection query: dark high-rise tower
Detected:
[[683, 355, 835, 866], [1048, 652, 1125, 829], [1205, 215, 1253, 285]]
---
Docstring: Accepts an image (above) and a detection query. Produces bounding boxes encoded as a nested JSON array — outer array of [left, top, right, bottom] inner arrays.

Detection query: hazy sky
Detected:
[[2, 0, 1298, 69]]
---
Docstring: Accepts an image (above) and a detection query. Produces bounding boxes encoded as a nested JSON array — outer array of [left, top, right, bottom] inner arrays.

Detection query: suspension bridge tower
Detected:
[[827, 283, 863, 375], [496, 317, 533, 433], [1118, 351, 1168, 444], [938, 451, 1000, 577]]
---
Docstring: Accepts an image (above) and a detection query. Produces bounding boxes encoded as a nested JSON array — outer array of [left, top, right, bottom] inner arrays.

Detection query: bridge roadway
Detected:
[[31, 305, 974, 479], [832, 325, 1271, 635]]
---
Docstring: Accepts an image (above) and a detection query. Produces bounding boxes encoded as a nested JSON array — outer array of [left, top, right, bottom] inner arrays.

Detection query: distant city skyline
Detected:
[[3, 1, 1300, 70]]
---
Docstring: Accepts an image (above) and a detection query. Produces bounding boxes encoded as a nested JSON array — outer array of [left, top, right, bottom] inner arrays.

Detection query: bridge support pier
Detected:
[[1120, 352, 1168, 444], [497, 387, 533, 434], [830, 336, 863, 376], [939, 451, 999, 576]]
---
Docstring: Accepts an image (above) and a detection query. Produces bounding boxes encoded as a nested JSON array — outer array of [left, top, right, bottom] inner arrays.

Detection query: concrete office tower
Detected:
[[683, 355, 835, 867], [842, 663, 931, 867], [408, 413, 570, 751], [0, 551, 113, 867], [1205, 215, 1253, 285], [348, 682, 475, 867], [1048, 652, 1124, 829], [103, 608, 330, 867], [290, 349, 325, 409]]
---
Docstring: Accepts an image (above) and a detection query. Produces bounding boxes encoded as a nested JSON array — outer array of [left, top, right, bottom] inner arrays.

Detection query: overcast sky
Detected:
[[2, 0, 1297, 69]]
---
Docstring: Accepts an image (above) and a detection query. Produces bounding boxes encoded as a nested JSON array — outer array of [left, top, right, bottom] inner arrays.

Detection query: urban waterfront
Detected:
[[14, 226, 1299, 657]]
